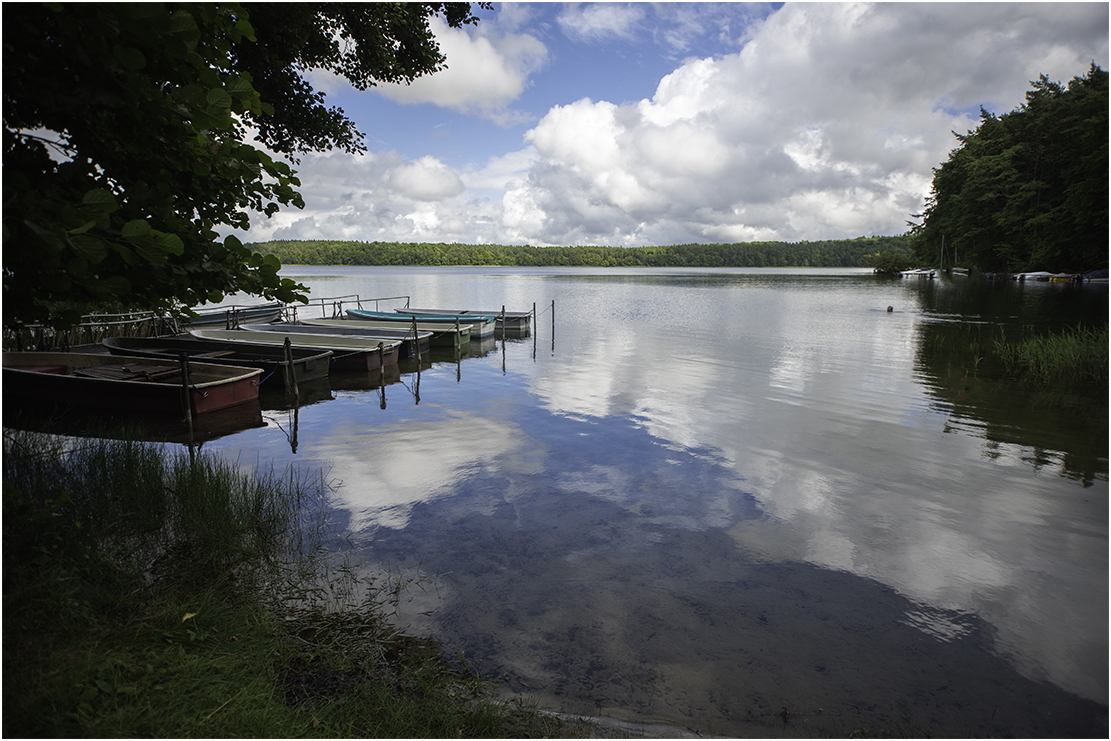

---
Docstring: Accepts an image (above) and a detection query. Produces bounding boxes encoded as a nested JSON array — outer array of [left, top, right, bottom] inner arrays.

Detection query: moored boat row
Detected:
[[3, 297, 534, 421]]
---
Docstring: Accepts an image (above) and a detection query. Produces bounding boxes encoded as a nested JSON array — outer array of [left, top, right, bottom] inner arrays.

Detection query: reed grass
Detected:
[[2, 429, 592, 738], [993, 324, 1109, 390]]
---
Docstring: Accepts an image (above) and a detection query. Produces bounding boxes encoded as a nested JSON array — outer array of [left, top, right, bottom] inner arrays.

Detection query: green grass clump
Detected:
[[2, 429, 592, 738], [994, 324, 1108, 390]]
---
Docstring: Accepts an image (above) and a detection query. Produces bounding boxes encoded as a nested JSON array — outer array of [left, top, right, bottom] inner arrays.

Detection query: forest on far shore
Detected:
[[250, 235, 911, 269]]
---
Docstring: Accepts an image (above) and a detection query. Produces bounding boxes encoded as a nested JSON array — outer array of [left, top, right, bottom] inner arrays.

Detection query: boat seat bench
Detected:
[[73, 364, 180, 382]]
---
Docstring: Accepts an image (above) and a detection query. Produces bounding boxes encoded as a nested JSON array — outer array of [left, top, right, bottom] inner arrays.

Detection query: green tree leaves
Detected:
[[910, 65, 1108, 273], [3, 2, 487, 330]]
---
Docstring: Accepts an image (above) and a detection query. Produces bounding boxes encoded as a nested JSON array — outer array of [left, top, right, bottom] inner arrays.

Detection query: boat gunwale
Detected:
[[188, 327, 403, 353]]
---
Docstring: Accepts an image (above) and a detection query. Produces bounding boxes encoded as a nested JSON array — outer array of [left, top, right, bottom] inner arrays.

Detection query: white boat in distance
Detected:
[[189, 328, 401, 372]]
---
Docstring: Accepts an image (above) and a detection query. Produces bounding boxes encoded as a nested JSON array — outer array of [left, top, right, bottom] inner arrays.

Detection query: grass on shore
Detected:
[[2, 429, 594, 738]]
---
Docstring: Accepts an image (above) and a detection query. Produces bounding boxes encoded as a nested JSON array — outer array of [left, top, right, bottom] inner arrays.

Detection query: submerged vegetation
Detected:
[[251, 235, 912, 268], [994, 324, 1109, 390], [2, 431, 591, 738]]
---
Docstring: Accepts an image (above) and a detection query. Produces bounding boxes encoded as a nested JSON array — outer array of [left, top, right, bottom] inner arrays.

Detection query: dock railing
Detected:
[[4, 311, 166, 351], [284, 295, 411, 322]]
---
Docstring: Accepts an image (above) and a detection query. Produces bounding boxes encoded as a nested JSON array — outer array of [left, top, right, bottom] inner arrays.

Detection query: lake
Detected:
[[206, 266, 1107, 737]]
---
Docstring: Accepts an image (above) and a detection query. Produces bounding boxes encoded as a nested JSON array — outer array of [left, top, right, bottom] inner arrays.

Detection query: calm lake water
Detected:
[[206, 266, 1106, 736]]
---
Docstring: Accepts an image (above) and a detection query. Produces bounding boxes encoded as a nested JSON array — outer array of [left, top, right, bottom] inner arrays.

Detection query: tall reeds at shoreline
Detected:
[[994, 324, 1109, 390], [2, 430, 588, 738]]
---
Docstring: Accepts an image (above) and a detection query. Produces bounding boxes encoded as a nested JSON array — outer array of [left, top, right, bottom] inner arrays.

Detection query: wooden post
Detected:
[[178, 353, 194, 439], [290, 404, 299, 454], [455, 317, 461, 351], [500, 305, 506, 340], [283, 337, 299, 397], [411, 317, 421, 360], [532, 302, 537, 358]]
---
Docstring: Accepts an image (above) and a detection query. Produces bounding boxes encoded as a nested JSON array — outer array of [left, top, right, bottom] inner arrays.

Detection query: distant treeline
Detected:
[[250, 236, 911, 268]]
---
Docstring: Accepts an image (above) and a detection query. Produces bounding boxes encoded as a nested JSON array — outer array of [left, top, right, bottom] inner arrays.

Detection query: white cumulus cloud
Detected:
[[389, 155, 465, 201], [247, 3, 1108, 249], [498, 2, 1108, 246], [374, 16, 548, 124]]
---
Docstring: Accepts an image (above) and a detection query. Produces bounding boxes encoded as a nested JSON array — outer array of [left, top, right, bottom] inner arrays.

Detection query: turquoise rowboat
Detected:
[[397, 307, 532, 331]]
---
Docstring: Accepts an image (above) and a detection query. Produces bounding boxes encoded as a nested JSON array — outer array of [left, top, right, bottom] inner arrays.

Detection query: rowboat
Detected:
[[3, 351, 262, 415], [398, 307, 532, 330], [296, 318, 458, 350], [238, 322, 431, 359], [346, 308, 495, 339], [312, 317, 473, 348], [188, 328, 400, 371], [184, 301, 284, 328], [101, 335, 333, 386]]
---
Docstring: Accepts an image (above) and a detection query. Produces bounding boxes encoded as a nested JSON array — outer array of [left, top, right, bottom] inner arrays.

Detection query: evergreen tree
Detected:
[[910, 65, 1108, 272]]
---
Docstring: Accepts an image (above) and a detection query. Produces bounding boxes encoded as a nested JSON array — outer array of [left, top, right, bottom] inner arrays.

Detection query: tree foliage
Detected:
[[250, 236, 911, 269], [909, 65, 1108, 273], [2, 2, 484, 330]]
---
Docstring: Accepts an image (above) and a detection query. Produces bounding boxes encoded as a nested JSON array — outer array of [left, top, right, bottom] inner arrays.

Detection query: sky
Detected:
[[242, 2, 1109, 248]]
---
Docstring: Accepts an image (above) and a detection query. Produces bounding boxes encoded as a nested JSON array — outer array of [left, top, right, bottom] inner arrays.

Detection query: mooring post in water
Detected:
[[501, 305, 506, 340], [455, 317, 461, 351], [411, 317, 421, 359], [551, 299, 555, 355], [178, 352, 194, 440], [283, 337, 299, 397], [289, 403, 299, 454], [532, 301, 537, 358]]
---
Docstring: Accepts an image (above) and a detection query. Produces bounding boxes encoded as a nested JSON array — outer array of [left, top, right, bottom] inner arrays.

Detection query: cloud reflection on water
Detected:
[[520, 275, 1107, 703], [313, 411, 530, 530]]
